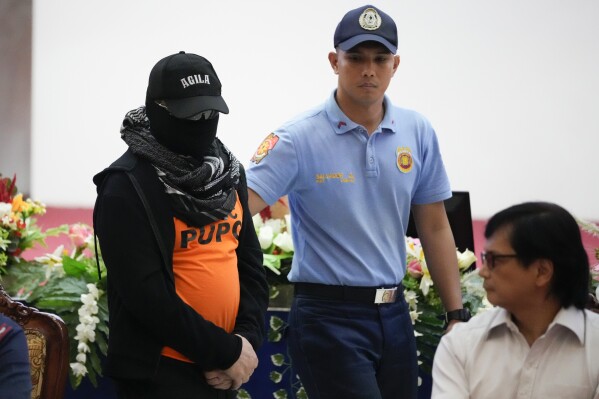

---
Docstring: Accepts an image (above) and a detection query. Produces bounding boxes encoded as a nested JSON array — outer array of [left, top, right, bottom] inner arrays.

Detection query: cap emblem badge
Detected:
[[359, 8, 381, 31]]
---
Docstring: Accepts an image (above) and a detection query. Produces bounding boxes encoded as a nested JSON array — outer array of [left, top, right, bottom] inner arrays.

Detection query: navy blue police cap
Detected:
[[333, 5, 398, 54]]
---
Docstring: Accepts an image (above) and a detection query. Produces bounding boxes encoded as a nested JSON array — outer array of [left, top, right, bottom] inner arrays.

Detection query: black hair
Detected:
[[484, 202, 589, 309]]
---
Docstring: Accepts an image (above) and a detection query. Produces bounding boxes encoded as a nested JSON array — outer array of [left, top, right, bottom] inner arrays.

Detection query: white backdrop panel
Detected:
[[32, 0, 599, 219]]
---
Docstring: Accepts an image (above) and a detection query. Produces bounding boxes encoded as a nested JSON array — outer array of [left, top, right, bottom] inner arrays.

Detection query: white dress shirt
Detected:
[[432, 306, 599, 399]]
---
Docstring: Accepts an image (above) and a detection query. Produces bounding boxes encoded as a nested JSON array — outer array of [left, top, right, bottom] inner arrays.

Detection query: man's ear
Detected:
[[393, 55, 400, 73], [328, 51, 339, 74], [535, 258, 554, 288]]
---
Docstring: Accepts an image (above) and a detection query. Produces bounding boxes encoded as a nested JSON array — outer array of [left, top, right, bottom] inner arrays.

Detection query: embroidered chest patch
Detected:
[[251, 133, 279, 164], [396, 147, 413, 173]]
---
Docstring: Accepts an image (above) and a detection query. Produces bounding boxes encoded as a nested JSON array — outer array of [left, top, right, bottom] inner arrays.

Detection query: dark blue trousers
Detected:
[[287, 294, 418, 399]]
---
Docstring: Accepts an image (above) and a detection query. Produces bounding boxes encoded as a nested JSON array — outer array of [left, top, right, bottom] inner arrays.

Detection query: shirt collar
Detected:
[[549, 306, 586, 344], [325, 90, 397, 135], [487, 306, 586, 344]]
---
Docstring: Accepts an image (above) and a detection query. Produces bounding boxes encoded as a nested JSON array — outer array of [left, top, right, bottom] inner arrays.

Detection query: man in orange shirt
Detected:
[[94, 51, 268, 398]]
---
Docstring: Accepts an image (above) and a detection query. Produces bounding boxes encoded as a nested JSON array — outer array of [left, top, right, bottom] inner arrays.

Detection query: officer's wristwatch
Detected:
[[440, 308, 471, 329]]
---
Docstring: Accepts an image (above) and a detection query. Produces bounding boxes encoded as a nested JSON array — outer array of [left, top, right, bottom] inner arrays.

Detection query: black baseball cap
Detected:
[[146, 51, 229, 119], [333, 5, 398, 54]]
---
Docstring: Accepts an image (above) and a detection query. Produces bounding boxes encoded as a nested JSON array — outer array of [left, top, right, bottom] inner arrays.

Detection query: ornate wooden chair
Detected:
[[0, 284, 69, 399]]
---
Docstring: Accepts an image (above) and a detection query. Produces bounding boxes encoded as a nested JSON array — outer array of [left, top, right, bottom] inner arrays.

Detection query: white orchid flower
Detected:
[[404, 290, 419, 309], [410, 310, 422, 325], [80, 293, 97, 307], [252, 214, 264, 229], [0, 236, 10, 251], [257, 225, 274, 250], [419, 275, 434, 297], [273, 231, 294, 253], [77, 342, 91, 353], [34, 245, 66, 279], [76, 352, 87, 363], [71, 283, 102, 379], [75, 324, 96, 342], [70, 362, 88, 377], [35, 244, 65, 265], [264, 218, 283, 234], [405, 237, 421, 259], [457, 249, 477, 270], [0, 202, 11, 220]]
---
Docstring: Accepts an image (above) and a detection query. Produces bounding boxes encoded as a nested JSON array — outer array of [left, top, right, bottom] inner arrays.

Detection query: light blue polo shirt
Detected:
[[246, 91, 451, 286]]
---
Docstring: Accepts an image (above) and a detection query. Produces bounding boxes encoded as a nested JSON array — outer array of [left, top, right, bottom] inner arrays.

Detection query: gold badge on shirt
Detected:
[[396, 147, 413, 173]]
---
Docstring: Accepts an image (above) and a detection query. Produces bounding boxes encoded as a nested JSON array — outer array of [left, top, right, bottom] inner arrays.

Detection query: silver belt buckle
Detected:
[[374, 287, 397, 304]]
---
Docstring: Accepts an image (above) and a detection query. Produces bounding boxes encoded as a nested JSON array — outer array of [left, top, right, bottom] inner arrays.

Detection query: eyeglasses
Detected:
[[155, 100, 218, 121], [480, 252, 520, 269]]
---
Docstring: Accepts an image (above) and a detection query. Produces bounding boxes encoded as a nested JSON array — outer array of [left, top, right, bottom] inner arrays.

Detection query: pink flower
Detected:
[[69, 224, 93, 248], [407, 259, 423, 278]]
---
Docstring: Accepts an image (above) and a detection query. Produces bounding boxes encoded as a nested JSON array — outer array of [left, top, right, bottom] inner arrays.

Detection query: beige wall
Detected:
[[0, 0, 31, 194]]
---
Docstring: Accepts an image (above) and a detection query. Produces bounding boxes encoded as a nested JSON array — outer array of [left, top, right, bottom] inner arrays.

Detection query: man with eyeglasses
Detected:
[[93, 51, 268, 398], [432, 201, 599, 399]]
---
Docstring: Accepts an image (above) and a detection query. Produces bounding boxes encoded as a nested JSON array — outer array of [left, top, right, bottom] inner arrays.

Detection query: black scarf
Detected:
[[120, 106, 240, 227]]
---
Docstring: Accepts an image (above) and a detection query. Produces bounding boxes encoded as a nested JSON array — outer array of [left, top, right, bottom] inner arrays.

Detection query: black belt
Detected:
[[294, 283, 402, 304]]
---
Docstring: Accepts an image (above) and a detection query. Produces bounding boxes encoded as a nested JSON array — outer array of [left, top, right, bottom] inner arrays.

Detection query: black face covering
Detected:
[[145, 99, 219, 159]]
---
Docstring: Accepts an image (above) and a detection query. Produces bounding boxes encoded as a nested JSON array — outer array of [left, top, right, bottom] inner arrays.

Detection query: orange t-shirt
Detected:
[[161, 197, 242, 363]]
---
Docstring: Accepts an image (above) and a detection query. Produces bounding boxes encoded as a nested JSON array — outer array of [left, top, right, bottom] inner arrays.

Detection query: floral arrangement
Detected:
[[402, 236, 490, 376], [2, 221, 108, 389], [0, 174, 47, 271], [0, 174, 108, 389], [246, 213, 305, 399], [577, 218, 599, 301], [252, 212, 294, 301]]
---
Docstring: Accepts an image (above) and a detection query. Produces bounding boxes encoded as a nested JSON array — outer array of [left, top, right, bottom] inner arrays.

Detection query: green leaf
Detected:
[[268, 330, 282, 343], [263, 255, 282, 275], [33, 298, 79, 311], [270, 371, 283, 383], [43, 224, 70, 237], [95, 330, 109, 356], [271, 353, 286, 367], [269, 315, 285, 330], [87, 365, 98, 387], [89, 353, 102, 376], [69, 373, 82, 390], [273, 389, 288, 399], [296, 386, 309, 399], [62, 256, 88, 277], [269, 285, 281, 300], [236, 389, 251, 399]]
